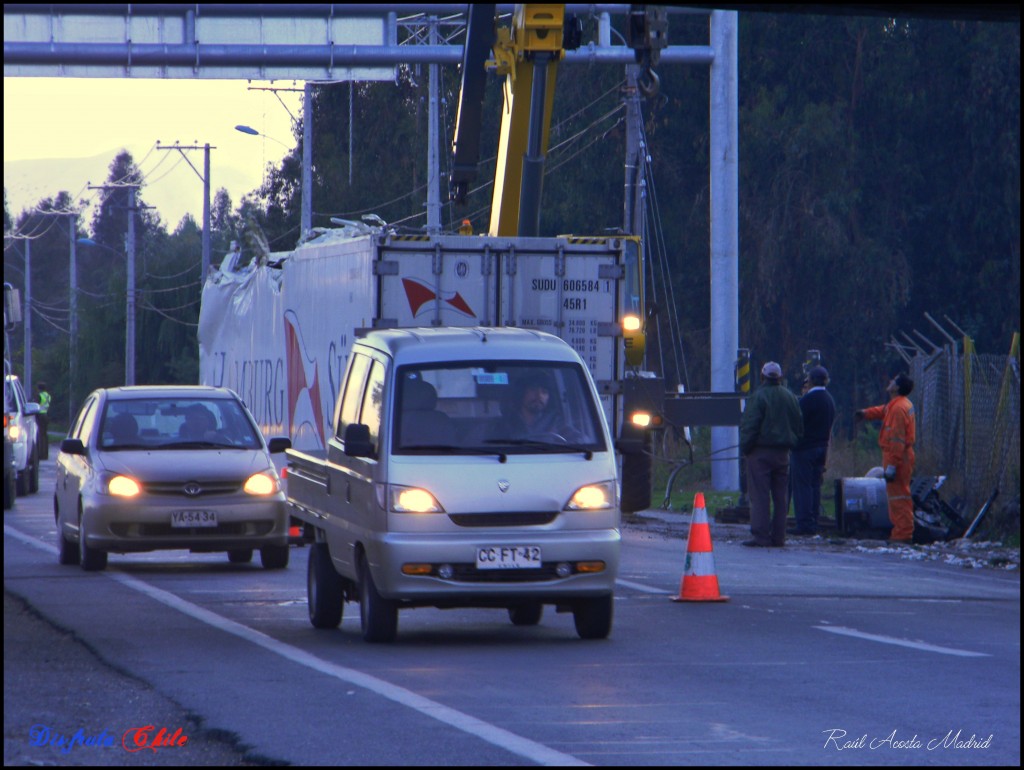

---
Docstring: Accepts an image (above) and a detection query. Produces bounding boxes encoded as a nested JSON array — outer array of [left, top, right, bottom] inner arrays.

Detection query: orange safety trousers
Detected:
[[885, 447, 915, 540], [863, 395, 916, 541]]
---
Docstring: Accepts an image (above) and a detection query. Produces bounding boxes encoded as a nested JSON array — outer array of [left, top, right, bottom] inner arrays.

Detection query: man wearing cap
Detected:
[[855, 373, 916, 543], [739, 362, 804, 547], [789, 366, 836, 535]]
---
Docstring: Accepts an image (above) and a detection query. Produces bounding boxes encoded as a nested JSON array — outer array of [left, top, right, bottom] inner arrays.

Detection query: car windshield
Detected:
[[99, 397, 262, 450], [393, 361, 606, 455]]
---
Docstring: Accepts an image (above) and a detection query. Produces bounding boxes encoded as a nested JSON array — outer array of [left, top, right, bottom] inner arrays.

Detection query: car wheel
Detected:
[[260, 544, 290, 570], [307, 543, 344, 629], [78, 507, 107, 572], [573, 594, 613, 640], [359, 553, 397, 643], [508, 603, 544, 626], [227, 548, 253, 564], [56, 501, 80, 565], [28, 444, 39, 494], [58, 529, 81, 565], [16, 465, 29, 497], [3, 469, 14, 509]]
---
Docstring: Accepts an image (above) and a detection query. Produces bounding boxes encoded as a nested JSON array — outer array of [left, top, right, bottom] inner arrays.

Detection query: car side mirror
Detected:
[[25, 402, 40, 416], [60, 438, 86, 456], [267, 436, 292, 454], [343, 423, 375, 458]]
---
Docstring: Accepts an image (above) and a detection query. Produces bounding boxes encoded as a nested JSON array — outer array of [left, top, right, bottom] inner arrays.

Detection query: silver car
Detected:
[[55, 386, 291, 571]]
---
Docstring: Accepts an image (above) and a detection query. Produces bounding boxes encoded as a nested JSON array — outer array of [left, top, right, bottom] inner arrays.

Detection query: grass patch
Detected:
[[648, 426, 881, 519]]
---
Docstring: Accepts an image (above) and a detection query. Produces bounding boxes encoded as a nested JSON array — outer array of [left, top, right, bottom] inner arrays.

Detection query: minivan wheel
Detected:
[[573, 594, 613, 640], [308, 543, 344, 629], [508, 603, 544, 626], [359, 554, 397, 643], [3, 469, 14, 509], [260, 544, 290, 570], [78, 512, 108, 572]]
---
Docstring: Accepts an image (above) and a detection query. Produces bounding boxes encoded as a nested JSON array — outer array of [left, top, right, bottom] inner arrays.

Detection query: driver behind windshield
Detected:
[[179, 403, 217, 440], [491, 371, 581, 442]]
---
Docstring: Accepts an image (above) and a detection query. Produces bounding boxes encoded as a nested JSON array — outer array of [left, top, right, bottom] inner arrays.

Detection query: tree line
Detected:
[[4, 10, 1019, 429]]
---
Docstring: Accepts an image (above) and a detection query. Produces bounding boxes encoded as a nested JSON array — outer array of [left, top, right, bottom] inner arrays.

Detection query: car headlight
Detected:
[[8, 423, 21, 441], [389, 485, 444, 513], [243, 471, 279, 496], [564, 481, 616, 511], [108, 475, 142, 497]]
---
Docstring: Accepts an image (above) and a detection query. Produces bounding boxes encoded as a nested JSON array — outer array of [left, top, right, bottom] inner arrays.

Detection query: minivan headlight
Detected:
[[564, 481, 616, 511], [389, 485, 444, 513]]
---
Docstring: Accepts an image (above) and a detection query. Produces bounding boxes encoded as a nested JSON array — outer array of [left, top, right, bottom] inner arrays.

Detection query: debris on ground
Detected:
[[629, 512, 1020, 572]]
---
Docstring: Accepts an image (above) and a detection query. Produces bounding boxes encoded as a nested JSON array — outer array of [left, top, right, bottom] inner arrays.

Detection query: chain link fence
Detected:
[[908, 334, 1020, 531]]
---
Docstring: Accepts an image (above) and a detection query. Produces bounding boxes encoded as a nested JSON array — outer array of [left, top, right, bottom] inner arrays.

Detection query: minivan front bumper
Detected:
[[364, 527, 620, 603]]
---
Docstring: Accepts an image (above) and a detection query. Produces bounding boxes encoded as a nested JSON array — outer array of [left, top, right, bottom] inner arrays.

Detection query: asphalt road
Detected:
[[4, 457, 1020, 766]]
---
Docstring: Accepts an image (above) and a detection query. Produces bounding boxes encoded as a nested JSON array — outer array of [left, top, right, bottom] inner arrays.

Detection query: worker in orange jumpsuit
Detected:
[[855, 373, 916, 543]]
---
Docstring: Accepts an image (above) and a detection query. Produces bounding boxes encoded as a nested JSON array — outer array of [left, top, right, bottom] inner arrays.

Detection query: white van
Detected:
[[285, 327, 621, 642]]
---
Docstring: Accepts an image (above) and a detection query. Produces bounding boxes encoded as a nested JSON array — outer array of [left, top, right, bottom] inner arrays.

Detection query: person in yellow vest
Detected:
[[855, 373, 916, 543], [37, 382, 51, 459]]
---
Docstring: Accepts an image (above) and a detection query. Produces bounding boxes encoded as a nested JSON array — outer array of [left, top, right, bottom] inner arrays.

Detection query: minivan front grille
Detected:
[[448, 511, 558, 527]]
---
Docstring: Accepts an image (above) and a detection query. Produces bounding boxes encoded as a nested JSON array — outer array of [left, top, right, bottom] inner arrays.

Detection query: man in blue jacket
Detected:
[[739, 362, 804, 547], [789, 366, 836, 535]]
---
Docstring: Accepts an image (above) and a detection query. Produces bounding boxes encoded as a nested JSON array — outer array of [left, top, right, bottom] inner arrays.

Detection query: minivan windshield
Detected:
[[99, 397, 262, 450], [393, 361, 606, 455]]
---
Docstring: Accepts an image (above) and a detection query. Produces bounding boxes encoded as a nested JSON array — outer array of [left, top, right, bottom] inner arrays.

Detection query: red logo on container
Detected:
[[402, 278, 475, 318], [284, 310, 326, 449]]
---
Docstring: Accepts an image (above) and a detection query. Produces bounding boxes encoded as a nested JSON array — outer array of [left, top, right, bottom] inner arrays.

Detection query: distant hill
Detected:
[[4, 147, 259, 231]]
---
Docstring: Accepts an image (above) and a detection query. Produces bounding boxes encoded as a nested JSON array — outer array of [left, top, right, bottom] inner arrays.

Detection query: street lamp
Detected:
[[236, 96, 313, 242], [77, 237, 134, 386], [234, 124, 290, 148]]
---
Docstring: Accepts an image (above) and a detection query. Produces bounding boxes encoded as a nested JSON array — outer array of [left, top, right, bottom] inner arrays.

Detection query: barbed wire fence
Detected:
[[893, 317, 1020, 535]]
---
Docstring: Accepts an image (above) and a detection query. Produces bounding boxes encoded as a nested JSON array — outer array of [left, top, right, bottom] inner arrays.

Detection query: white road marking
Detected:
[[814, 625, 989, 657], [5, 526, 588, 766], [615, 577, 671, 594]]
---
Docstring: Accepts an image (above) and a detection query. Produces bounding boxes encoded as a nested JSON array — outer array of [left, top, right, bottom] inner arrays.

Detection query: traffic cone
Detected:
[[672, 492, 729, 602]]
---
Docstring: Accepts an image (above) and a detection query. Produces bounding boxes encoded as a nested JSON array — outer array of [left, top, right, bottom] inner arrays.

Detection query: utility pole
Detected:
[[709, 10, 740, 492], [68, 214, 77, 421], [23, 239, 31, 396], [156, 143, 214, 277], [622, 64, 645, 240], [426, 15, 441, 233], [302, 83, 313, 240], [125, 187, 137, 385]]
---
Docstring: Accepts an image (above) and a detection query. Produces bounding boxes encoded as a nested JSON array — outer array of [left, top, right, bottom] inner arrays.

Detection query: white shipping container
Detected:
[[199, 227, 641, 451]]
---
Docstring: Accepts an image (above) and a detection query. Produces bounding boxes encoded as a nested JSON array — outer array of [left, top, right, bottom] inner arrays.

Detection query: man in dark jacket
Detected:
[[789, 366, 836, 535], [739, 362, 804, 547]]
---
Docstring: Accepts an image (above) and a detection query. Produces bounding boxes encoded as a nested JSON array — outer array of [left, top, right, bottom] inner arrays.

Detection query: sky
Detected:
[[4, 77, 303, 230]]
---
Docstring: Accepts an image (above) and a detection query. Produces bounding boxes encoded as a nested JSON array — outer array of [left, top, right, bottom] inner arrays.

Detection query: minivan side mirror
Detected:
[[24, 402, 40, 416], [267, 436, 292, 454], [60, 438, 86, 456], [343, 423, 375, 458]]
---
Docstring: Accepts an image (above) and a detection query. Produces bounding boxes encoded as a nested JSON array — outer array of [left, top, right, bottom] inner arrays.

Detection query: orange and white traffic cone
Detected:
[[672, 492, 729, 602]]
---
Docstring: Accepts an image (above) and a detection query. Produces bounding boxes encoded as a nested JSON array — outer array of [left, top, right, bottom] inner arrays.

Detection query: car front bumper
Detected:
[[80, 494, 288, 553]]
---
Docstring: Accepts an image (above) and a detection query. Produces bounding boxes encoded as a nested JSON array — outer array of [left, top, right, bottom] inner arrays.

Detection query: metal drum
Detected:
[[834, 477, 891, 537]]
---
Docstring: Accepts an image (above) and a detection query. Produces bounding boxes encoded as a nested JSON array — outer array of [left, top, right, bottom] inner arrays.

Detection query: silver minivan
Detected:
[[287, 328, 621, 641]]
